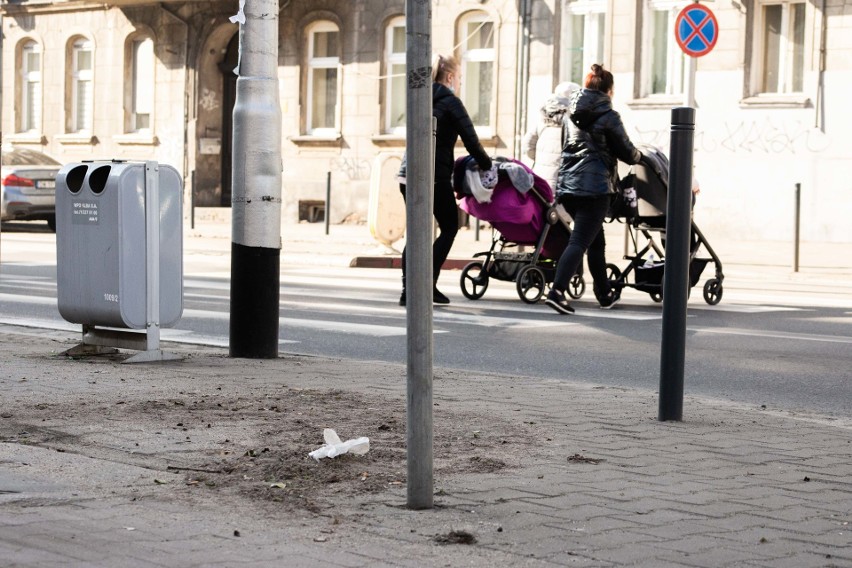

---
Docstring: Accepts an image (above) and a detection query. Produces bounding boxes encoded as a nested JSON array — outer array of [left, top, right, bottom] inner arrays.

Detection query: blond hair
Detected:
[[432, 54, 459, 84]]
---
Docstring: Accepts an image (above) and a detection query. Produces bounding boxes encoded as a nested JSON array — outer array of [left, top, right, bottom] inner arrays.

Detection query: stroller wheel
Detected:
[[567, 273, 586, 299], [460, 261, 489, 300], [703, 278, 723, 305], [650, 292, 663, 303], [605, 263, 622, 281], [516, 265, 546, 304]]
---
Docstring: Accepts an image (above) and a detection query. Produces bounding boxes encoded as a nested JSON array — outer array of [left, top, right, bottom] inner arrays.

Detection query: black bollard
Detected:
[[659, 107, 695, 422]]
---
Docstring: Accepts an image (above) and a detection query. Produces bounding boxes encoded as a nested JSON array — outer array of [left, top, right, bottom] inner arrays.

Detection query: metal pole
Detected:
[[144, 162, 161, 352], [229, 0, 282, 359], [659, 107, 695, 422], [0, 14, 4, 270], [190, 170, 195, 230], [684, 56, 697, 108], [513, 0, 531, 158], [793, 183, 801, 273], [405, 0, 433, 510], [325, 171, 331, 235]]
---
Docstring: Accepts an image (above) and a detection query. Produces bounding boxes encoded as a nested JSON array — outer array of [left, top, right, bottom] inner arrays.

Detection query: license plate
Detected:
[[36, 180, 55, 189]]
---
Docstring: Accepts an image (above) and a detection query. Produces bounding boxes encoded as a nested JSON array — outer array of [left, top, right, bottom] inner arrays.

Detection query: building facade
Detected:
[[2, 0, 851, 242]]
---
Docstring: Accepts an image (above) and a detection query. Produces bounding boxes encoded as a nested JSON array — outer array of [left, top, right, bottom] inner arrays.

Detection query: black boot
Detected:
[[399, 276, 406, 306], [433, 276, 450, 305], [432, 287, 450, 304]]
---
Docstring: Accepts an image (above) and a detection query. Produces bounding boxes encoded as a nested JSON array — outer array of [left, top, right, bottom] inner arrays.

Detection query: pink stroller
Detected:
[[455, 157, 585, 303]]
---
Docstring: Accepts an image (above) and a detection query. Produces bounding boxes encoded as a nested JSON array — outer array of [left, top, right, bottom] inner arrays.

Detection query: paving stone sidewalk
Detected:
[[1, 325, 850, 568]]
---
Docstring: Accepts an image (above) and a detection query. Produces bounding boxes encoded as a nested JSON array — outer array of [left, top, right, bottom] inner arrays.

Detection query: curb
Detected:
[[349, 256, 476, 270]]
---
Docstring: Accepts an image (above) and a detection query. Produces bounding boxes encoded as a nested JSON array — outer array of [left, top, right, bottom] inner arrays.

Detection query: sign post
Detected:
[[674, 3, 718, 107]]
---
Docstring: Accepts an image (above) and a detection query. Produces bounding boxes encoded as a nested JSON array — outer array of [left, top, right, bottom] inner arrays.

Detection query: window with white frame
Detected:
[[385, 17, 406, 134], [458, 12, 495, 133], [20, 41, 42, 133], [306, 21, 340, 135], [70, 38, 94, 133], [560, 0, 605, 85], [641, 0, 687, 97], [758, 1, 805, 94], [130, 37, 154, 133]]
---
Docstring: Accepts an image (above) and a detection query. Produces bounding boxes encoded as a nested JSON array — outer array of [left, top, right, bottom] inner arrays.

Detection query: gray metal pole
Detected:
[[325, 171, 331, 235], [659, 107, 695, 422], [190, 170, 196, 230], [793, 183, 801, 273], [405, 0, 434, 510], [229, 0, 282, 359], [0, 14, 4, 269], [684, 56, 697, 108], [144, 162, 161, 353]]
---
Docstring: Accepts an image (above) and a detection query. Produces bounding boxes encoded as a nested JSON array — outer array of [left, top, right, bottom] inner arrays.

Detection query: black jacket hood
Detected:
[[569, 89, 613, 130]]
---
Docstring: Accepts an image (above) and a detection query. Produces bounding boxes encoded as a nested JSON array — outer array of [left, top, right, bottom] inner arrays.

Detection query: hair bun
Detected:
[[591, 63, 603, 75]]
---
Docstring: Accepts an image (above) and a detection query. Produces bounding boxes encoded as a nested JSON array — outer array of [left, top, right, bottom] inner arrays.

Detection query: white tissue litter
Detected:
[[309, 428, 370, 461], [229, 0, 246, 24]]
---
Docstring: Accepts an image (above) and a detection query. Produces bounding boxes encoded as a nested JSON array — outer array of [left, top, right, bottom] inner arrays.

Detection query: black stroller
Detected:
[[607, 146, 724, 305], [456, 157, 585, 304]]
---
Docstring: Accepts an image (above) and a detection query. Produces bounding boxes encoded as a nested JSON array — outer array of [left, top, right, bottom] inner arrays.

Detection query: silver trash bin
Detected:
[[55, 160, 183, 329]]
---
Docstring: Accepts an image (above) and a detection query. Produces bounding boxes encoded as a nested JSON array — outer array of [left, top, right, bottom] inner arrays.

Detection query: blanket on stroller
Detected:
[[454, 158, 553, 244]]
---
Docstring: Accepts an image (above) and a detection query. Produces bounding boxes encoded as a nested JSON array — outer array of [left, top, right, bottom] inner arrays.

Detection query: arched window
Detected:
[[20, 40, 42, 133], [306, 21, 340, 135], [129, 36, 154, 133], [69, 37, 94, 133], [457, 12, 495, 134], [384, 16, 406, 134]]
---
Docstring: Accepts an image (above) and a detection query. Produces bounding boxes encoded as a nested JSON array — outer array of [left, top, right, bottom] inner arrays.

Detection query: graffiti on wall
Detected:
[[199, 88, 220, 112], [330, 157, 372, 181], [634, 117, 832, 155]]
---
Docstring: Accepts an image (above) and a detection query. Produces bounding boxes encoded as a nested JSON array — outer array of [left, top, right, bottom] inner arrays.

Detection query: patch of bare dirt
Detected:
[[6, 380, 538, 516], [181, 387, 535, 514]]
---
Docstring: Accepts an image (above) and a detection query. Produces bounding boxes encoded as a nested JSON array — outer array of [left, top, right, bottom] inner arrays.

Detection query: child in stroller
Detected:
[[607, 145, 724, 305], [454, 156, 585, 304]]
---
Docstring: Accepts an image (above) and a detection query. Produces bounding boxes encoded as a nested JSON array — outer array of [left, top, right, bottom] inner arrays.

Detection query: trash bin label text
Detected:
[[72, 202, 99, 225]]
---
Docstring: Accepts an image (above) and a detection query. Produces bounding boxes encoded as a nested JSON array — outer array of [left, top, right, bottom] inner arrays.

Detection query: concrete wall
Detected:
[[606, 2, 852, 243]]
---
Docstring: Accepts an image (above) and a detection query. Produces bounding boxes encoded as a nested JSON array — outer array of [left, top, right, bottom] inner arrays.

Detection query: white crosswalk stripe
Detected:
[[6, 268, 851, 347]]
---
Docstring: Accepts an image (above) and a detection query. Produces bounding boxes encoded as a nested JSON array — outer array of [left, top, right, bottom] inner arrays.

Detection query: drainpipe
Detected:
[[816, 0, 826, 131], [513, 0, 531, 158], [159, 4, 191, 204]]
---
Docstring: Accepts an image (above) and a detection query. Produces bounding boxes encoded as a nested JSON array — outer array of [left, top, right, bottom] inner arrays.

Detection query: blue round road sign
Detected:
[[675, 4, 718, 58]]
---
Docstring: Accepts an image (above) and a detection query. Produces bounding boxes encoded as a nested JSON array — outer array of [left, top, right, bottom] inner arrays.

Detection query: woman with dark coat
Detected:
[[398, 54, 492, 306], [545, 64, 642, 315]]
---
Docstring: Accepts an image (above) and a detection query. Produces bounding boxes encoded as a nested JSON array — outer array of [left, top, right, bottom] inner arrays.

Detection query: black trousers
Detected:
[[399, 181, 459, 285], [553, 194, 613, 302]]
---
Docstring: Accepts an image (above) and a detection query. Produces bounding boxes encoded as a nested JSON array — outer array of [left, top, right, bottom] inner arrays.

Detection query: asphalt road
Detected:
[[0, 227, 849, 420]]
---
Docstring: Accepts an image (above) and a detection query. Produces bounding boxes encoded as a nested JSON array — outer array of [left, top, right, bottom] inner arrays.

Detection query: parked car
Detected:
[[1, 147, 62, 231]]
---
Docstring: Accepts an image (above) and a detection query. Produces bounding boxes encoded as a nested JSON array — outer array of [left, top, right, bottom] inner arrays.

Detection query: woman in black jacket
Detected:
[[398, 54, 492, 306], [545, 64, 642, 315]]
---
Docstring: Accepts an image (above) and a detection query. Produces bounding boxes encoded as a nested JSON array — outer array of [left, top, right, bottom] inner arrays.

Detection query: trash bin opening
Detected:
[[66, 165, 88, 194], [89, 165, 111, 195]]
